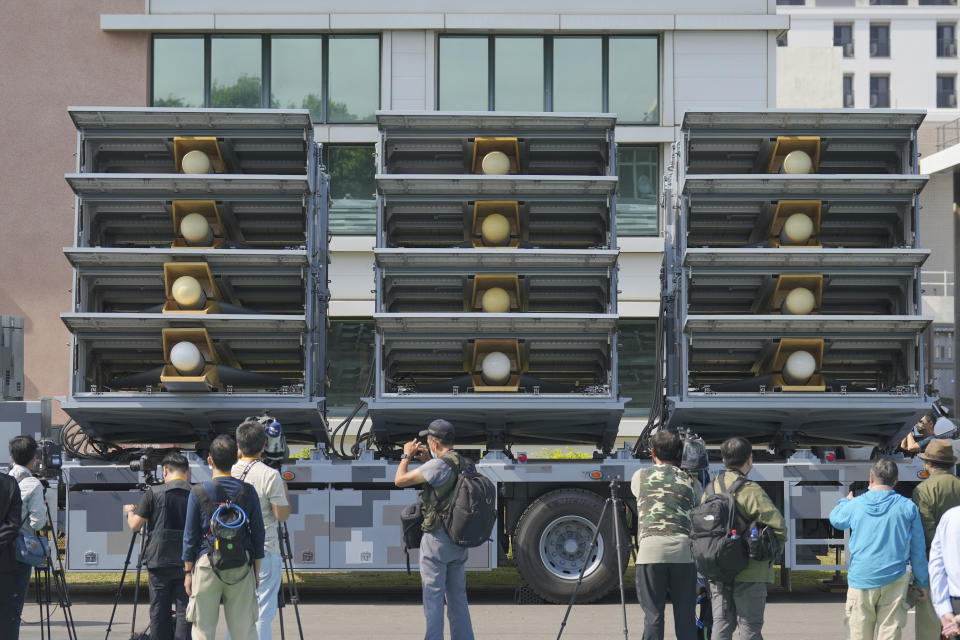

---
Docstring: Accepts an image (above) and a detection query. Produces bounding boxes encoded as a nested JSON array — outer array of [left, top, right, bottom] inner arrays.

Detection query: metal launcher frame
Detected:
[[367, 112, 626, 452], [61, 108, 328, 445], [663, 110, 933, 452]]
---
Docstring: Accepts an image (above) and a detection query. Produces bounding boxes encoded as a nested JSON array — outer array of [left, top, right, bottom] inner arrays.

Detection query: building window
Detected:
[[325, 145, 377, 235], [619, 320, 657, 416], [843, 74, 855, 108], [870, 24, 890, 58], [152, 37, 204, 107], [938, 23, 957, 58], [834, 23, 854, 58], [437, 35, 659, 124], [921, 0, 957, 5], [938, 75, 957, 108], [870, 75, 890, 108], [151, 34, 380, 123], [869, 0, 906, 4], [616, 146, 659, 236], [777, 32, 788, 48], [777, 0, 805, 4], [326, 320, 375, 415]]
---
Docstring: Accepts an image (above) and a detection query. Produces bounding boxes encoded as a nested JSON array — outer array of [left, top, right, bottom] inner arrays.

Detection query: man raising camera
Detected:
[[124, 451, 192, 640]]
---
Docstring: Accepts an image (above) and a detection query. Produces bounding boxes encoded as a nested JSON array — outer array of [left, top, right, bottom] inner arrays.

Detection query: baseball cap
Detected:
[[419, 418, 455, 440]]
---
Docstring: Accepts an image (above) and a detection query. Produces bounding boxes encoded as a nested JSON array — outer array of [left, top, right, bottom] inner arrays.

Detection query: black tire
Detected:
[[513, 488, 629, 604]]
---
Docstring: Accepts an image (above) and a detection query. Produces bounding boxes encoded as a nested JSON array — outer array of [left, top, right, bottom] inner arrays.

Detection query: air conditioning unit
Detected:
[[844, 94, 855, 108], [870, 94, 879, 108], [843, 42, 855, 57]]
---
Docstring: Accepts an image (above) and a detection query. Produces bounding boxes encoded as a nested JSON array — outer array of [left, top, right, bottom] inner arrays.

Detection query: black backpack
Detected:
[[438, 455, 496, 548], [691, 474, 749, 583], [193, 480, 254, 584]]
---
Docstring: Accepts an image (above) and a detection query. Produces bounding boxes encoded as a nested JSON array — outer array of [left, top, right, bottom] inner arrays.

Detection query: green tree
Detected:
[[210, 74, 262, 108], [326, 147, 375, 201], [153, 96, 188, 107]]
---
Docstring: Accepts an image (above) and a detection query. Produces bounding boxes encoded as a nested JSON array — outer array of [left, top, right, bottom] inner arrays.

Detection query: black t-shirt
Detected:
[[134, 480, 190, 532]]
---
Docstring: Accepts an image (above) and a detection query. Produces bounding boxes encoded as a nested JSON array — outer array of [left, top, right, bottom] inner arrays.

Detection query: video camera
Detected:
[[35, 438, 63, 480], [253, 414, 288, 470], [128, 454, 165, 488]]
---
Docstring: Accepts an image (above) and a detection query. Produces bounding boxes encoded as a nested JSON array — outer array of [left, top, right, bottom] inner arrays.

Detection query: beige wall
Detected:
[[0, 1, 147, 407]]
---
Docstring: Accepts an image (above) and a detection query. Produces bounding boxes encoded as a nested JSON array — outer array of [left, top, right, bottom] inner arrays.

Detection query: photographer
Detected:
[[230, 419, 291, 640], [124, 452, 192, 640], [901, 412, 940, 455], [8, 435, 47, 640]]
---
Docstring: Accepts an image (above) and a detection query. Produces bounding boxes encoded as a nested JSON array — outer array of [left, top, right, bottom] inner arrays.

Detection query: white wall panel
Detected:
[[391, 31, 430, 111], [673, 31, 771, 123]]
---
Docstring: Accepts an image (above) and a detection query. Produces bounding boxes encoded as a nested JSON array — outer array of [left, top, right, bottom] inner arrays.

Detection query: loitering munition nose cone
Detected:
[[783, 350, 816, 385], [481, 213, 511, 246], [481, 151, 510, 175], [169, 341, 205, 376], [180, 213, 214, 246], [171, 276, 207, 310], [783, 287, 816, 315], [782, 149, 813, 174], [181, 150, 212, 174], [481, 351, 511, 385], [481, 287, 511, 313], [780, 213, 814, 246]]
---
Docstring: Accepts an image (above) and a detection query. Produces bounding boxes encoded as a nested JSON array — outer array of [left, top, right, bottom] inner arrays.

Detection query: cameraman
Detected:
[[124, 452, 192, 640], [8, 436, 46, 640], [230, 419, 290, 640], [901, 412, 939, 455]]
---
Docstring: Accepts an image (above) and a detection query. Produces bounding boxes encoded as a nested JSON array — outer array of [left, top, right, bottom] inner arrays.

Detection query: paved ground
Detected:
[[19, 584, 917, 640]]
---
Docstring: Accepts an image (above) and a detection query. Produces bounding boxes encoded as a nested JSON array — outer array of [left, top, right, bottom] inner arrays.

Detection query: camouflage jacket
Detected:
[[631, 463, 696, 539]]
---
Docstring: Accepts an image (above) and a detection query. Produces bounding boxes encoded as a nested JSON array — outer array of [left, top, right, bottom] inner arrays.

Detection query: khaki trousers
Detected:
[[844, 573, 910, 640], [915, 590, 942, 640], [186, 554, 258, 640]]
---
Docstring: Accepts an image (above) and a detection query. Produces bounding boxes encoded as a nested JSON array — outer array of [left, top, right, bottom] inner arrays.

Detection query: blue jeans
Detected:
[[226, 551, 282, 640], [420, 528, 474, 640]]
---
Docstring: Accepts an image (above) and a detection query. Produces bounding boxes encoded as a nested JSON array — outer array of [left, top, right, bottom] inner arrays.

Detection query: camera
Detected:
[[35, 439, 62, 479], [129, 455, 162, 487], [253, 415, 288, 470]]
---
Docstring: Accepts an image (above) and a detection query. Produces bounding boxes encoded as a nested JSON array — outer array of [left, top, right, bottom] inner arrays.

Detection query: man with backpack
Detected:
[[631, 430, 701, 640], [7, 436, 45, 640], [125, 451, 192, 640], [394, 418, 476, 640], [829, 458, 928, 640], [182, 435, 265, 640], [699, 436, 787, 640]]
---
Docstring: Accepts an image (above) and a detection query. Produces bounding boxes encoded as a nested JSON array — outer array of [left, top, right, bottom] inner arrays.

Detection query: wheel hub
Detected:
[[538, 515, 603, 580]]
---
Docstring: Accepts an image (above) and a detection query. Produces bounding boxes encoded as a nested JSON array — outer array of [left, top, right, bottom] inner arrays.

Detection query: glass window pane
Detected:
[[439, 37, 489, 110], [326, 320, 375, 414], [619, 320, 657, 416], [152, 37, 204, 107], [271, 37, 323, 120], [553, 38, 602, 112], [328, 36, 380, 122], [494, 37, 543, 111], [326, 146, 377, 235], [210, 37, 262, 108], [616, 146, 659, 236], [609, 37, 659, 124]]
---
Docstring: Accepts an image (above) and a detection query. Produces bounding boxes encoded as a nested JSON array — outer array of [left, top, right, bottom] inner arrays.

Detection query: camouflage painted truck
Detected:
[[0, 107, 935, 602]]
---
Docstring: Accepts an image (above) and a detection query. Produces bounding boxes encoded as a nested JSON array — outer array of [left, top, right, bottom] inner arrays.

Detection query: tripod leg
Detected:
[[608, 480, 629, 640], [42, 488, 79, 640], [555, 498, 611, 640], [130, 528, 147, 639], [278, 522, 305, 640], [105, 530, 139, 640]]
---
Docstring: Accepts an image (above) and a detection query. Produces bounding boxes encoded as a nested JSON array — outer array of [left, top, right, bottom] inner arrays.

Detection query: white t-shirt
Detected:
[[232, 458, 289, 554]]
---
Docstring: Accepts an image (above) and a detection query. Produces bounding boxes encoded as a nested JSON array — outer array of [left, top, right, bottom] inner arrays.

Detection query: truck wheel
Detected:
[[513, 488, 629, 604]]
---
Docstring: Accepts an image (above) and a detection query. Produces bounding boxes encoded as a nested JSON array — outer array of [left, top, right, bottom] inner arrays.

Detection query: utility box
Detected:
[[0, 316, 24, 400]]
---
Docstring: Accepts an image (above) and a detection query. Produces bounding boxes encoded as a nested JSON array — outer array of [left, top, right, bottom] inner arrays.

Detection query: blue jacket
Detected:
[[829, 488, 928, 589]]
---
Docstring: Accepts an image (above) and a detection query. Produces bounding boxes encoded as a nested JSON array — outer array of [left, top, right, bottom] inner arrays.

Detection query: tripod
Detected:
[[104, 524, 148, 640], [556, 477, 629, 640], [276, 521, 305, 640], [36, 484, 79, 640]]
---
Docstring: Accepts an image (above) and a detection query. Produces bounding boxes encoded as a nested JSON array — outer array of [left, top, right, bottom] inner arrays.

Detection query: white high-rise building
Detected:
[[778, 0, 959, 409]]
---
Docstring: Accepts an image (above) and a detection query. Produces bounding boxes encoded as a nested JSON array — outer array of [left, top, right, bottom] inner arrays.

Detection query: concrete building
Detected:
[[0, 0, 786, 441], [777, 0, 959, 409]]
